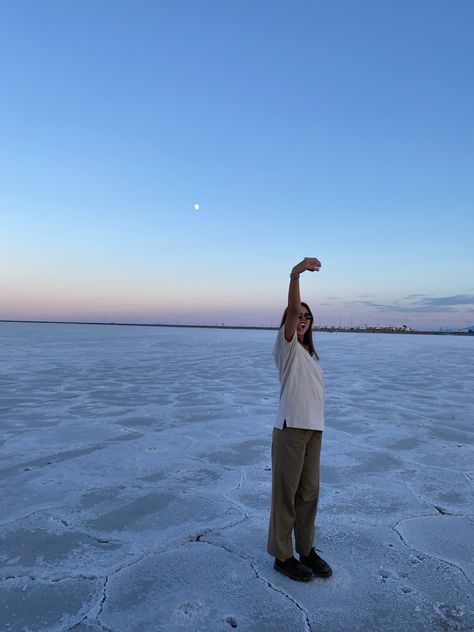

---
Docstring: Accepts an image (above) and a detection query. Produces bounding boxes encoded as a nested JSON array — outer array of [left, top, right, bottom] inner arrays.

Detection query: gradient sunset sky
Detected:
[[1, 0, 473, 329]]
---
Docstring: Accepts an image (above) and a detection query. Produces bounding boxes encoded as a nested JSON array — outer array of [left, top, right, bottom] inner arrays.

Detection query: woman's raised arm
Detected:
[[284, 257, 321, 342]]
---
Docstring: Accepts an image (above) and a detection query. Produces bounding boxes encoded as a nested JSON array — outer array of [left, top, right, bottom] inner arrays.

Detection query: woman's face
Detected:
[[297, 304, 312, 337]]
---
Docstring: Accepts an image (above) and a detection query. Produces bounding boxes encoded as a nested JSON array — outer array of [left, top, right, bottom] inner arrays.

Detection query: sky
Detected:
[[1, 0, 473, 329]]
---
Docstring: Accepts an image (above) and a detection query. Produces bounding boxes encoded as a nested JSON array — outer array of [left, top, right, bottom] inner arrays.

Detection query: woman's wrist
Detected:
[[290, 270, 300, 280]]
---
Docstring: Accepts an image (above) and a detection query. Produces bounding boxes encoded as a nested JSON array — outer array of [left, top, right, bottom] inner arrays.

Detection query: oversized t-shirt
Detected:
[[273, 325, 325, 431]]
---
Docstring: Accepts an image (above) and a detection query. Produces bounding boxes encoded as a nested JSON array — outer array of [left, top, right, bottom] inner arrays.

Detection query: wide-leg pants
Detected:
[[267, 425, 322, 560]]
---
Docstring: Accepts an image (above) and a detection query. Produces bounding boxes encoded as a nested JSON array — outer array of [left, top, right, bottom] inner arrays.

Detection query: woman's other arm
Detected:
[[284, 257, 321, 342]]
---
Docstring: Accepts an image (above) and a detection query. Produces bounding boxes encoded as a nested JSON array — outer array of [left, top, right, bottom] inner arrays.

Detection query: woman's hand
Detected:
[[292, 257, 321, 275]]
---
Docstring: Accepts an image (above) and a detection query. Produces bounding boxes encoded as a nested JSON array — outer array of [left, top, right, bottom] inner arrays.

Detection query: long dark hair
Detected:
[[280, 301, 319, 360]]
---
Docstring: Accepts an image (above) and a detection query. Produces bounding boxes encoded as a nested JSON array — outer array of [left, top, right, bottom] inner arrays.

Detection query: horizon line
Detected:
[[1, 319, 472, 337]]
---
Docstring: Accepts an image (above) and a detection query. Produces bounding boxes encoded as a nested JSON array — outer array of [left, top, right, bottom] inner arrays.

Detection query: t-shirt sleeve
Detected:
[[273, 324, 297, 369]]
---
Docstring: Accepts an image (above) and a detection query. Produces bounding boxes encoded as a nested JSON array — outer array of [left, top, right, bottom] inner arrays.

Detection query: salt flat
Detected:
[[0, 323, 473, 632]]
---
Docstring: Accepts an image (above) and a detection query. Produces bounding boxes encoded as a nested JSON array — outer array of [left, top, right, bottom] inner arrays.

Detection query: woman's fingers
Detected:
[[305, 257, 321, 271], [293, 257, 322, 274]]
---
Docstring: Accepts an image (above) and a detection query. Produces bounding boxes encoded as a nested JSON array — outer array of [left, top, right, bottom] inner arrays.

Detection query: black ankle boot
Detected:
[[274, 556, 314, 581], [299, 548, 332, 577]]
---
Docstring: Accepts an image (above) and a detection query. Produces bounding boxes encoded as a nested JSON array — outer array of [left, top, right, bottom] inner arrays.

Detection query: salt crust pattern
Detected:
[[0, 324, 473, 631]]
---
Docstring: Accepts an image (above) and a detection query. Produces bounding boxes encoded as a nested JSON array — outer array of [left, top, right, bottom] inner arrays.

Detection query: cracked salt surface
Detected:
[[0, 324, 473, 631]]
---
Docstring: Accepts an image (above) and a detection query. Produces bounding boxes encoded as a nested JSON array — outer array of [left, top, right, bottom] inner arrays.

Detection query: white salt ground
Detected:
[[0, 323, 473, 632]]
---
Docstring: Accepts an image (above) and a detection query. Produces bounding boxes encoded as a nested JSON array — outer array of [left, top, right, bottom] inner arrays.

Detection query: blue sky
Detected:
[[1, 0, 473, 328]]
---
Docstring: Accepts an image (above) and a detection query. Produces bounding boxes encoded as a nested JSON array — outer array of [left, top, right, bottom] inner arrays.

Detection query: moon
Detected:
[[193, 203, 200, 211]]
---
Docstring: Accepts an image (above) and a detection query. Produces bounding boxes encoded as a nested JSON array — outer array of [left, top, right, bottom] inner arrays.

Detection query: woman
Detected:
[[267, 257, 332, 581]]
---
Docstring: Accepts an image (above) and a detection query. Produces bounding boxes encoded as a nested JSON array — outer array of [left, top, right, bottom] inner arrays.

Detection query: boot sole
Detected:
[[300, 560, 333, 578], [273, 562, 314, 582], [314, 569, 332, 578]]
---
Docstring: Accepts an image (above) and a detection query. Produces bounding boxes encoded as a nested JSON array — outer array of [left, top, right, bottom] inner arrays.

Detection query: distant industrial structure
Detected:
[[314, 325, 473, 336]]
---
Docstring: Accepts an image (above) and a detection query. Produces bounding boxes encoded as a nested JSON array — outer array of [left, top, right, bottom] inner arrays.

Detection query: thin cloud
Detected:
[[327, 294, 474, 315], [347, 301, 380, 307], [404, 293, 428, 300], [417, 295, 474, 307], [342, 295, 474, 313]]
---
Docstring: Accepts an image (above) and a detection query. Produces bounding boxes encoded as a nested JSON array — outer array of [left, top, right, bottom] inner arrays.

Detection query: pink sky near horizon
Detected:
[[2, 289, 472, 330]]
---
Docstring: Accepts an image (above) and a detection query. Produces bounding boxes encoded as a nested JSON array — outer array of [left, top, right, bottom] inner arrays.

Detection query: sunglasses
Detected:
[[298, 312, 313, 320]]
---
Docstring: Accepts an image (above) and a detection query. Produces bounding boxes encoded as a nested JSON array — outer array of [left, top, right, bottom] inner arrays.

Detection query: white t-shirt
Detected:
[[273, 325, 325, 431]]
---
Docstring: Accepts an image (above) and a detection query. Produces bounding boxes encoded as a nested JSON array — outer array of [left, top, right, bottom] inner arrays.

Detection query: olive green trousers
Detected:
[[267, 425, 322, 560]]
